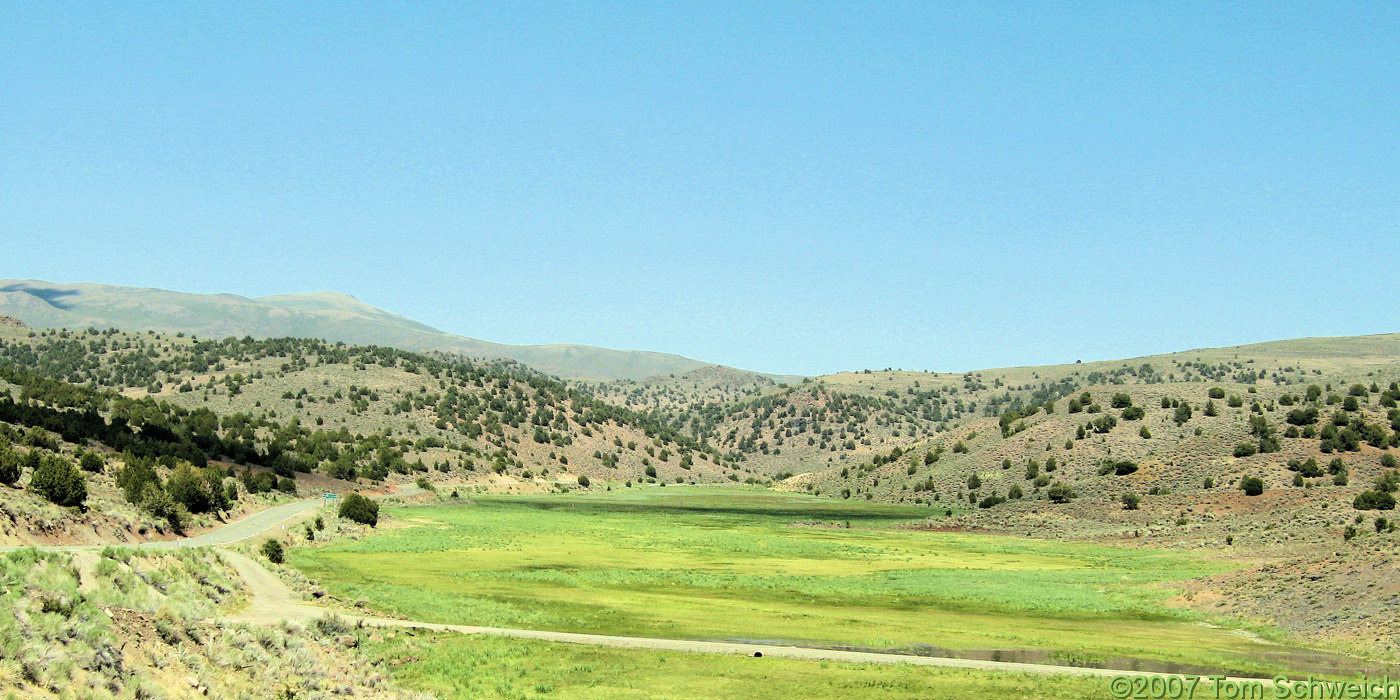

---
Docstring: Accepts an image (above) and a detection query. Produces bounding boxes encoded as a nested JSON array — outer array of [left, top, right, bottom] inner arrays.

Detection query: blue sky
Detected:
[[3, 2, 1397, 376]]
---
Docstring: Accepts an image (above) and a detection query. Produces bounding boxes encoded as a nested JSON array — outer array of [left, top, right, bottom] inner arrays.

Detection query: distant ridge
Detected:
[[0, 280, 793, 382]]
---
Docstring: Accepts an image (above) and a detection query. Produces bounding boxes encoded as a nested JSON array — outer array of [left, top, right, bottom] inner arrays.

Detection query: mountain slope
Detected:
[[0, 280, 759, 381], [0, 326, 758, 503], [631, 331, 1400, 480]]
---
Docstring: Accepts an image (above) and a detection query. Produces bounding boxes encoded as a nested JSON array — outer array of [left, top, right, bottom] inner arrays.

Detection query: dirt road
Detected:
[[1, 485, 425, 553]]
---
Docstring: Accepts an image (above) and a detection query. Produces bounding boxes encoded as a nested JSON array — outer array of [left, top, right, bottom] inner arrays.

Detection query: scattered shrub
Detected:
[[1047, 482, 1077, 503], [1354, 490, 1396, 510], [1098, 459, 1139, 476], [0, 448, 19, 486], [1240, 476, 1264, 496], [338, 493, 380, 526], [261, 538, 285, 564], [79, 451, 104, 473], [29, 455, 87, 507]]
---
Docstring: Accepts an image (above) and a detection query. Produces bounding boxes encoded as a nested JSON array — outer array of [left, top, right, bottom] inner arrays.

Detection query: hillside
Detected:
[[0, 280, 775, 382], [785, 333, 1400, 501], [3, 322, 1399, 654], [0, 326, 770, 548], [771, 338, 1400, 652], [571, 333, 1400, 489]]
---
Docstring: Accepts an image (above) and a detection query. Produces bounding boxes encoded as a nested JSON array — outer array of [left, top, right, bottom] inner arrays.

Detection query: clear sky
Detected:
[[3, 2, 1397, 376]]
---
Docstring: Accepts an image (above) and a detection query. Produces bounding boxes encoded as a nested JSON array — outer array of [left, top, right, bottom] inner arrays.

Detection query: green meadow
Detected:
[[290, 487, 1285, 675], [366, 631, 1112, 700]]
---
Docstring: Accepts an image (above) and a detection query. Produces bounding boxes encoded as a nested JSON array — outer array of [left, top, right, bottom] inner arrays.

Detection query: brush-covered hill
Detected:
[[774, 336, 1400, 653], [624, 365, 1087, 479], [783, 332, 1400, 506], [0, 325, 765, 545], [586, 335, 1400, 482], [0, 280, 773, 382], [577, 365, 787, 412]]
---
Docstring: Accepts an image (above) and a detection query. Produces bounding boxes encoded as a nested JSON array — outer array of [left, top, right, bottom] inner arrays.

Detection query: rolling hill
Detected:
[[2, 319, 1398, 652], [0, 280, 786, 382]]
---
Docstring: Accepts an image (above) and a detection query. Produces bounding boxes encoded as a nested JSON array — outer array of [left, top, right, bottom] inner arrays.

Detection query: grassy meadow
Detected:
[[287, 486, 1310, 677], [365, 631, 1112, 700]]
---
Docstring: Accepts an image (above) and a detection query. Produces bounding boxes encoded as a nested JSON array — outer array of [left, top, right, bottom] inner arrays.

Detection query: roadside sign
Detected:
[[323, 492, 337, 499]]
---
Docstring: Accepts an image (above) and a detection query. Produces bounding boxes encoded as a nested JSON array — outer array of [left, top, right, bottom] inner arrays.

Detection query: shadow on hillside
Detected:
[[0, 284, 81, 310]]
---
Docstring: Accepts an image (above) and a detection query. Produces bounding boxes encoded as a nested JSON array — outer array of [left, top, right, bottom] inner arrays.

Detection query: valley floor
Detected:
[[286, 486, 1397, 695], [6, 484, 1397, 699]]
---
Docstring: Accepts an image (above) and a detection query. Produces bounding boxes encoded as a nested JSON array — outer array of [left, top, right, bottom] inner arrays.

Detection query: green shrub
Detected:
[[116, 456, 160, 504], [577, 475, 590, 488], [1233, 442, 1257, 458], [338, 493, 380, 526], [79, 451, 104, 473], [1295, 458, 1323, 478], [166, 463, 211, 514], [1097, 459, 1138, 476], [1240, 476, 1264, 496], [261, 538, 285, 564], [977, 495, 1005, 509], [141, 482, 188, 532], [1120, 493, 1140, 510], [1376, 471, 1400, 493], [1047, 482, 1077, 503], [29, 455, 87, 507], [0, 447, 19, 486], [1354, 490, 1396, 510]]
